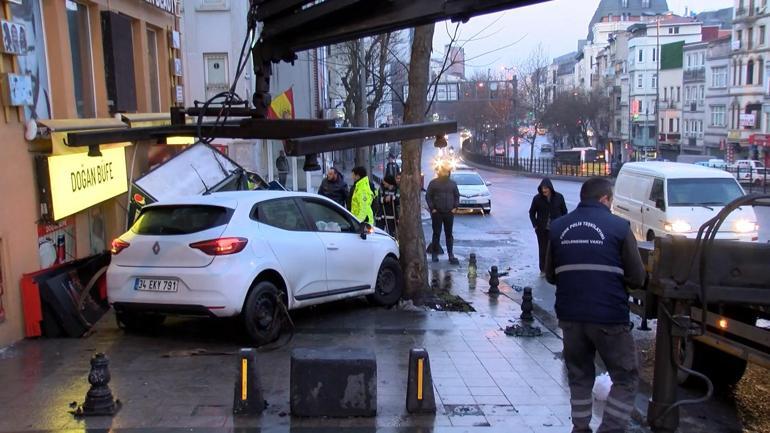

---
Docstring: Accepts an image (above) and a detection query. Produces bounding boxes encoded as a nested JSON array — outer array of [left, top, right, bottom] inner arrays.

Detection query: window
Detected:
[[302, 200, 356, 233], [748, 59, 755, 84], [700, 53, 706, 66], [749, 27, 755, 49], [204, 53, 229, 100], [660, 117, 664, 131], [639, 49, 643, 62], [667, 178, 744, 207], [711, 105, 726, 127], [642, 0, 650, 7], [653, 48, 657, 62], [638, 73, 643, 88], [676, 86, 681, 101], [733, 61, 738, 85], [132, 205, 233, 235], [676, 118, 680, 132], [664, 87, 668, 100], [675, 27, 680, 34], [649, 178, 664, 206], [712, 66, 727, 87], [699, 120, 703, 133], [685, 120, 690, 133], [651, 74, 657, 88], [687, 55, 692, 68], [762, 26, 767, 45], [66, 0, 95, 118], [255, 199, 309, 231], [739, 60, 743, 85], [669, 118, 674, 132], [622, 0, 628, 7], [685, 86, 691, 101], [146, 28, 161, 112], [759, 58, 765, 85], [738, 30, 743, 47]]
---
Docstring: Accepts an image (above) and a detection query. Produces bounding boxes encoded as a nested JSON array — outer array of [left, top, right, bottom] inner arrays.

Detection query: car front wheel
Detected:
[[367, 257, 403, 307], [243, 281, 285, 345]]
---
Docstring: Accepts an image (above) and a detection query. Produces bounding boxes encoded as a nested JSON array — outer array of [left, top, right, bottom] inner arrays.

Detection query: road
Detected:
[[420, 137, 770, 319]]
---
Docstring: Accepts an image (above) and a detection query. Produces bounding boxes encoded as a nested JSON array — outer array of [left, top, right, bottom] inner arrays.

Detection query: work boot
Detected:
[[432, 253, 439, 262], [448, 256, 459, 265]]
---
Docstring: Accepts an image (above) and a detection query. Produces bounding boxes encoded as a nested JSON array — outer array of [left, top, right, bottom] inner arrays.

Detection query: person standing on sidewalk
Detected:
[[350, 166, 374, 224], [426, 164, 459, 264], [385, 154, 400, 178], [545, 177, 646, 433], [318, 167, 348, 207], [275, 150, 289, 187], [529, 178, 567, 277], [374, 175, 400, 236]]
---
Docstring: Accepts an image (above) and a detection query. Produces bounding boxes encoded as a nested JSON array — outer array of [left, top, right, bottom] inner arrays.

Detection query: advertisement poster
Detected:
[[9, 0, 51, 120], [37, 217, 76, 269]]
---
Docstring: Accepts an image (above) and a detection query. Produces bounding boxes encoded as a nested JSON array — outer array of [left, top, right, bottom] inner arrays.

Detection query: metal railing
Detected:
[[462, 150, 614, 178], [723, 166, 769, 193]]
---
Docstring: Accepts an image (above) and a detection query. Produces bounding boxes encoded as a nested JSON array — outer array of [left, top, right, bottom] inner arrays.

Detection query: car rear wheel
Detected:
[[367, 257, 403, 307], [116, 311, 165, 333], [243, 281, 285, 345]]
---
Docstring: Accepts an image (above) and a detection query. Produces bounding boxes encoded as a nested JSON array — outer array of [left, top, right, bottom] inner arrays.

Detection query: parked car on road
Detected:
[[612, 162, 758, 242], [729, 159, 765, 184], [451, 170, 492, 214], [107, 191, 402, 344]]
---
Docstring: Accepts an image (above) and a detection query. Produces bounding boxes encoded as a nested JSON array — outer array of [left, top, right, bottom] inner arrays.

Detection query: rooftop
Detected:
[[588, 0, 670, 40]]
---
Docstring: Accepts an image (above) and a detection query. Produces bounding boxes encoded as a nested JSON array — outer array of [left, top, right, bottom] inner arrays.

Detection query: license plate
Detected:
[[134, 278, 178, 292], [461, 200, 473, 205]]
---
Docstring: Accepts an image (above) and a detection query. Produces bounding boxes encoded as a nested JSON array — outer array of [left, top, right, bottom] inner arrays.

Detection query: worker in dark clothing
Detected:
[[529, 178, 568, 277], [374, 175, 400, 236], [275, 150, 289, 187], [426, 164, 460, 264], [385, 154, 400, 178], [318, 167, 348, 207], [545, 177, 647, 433]]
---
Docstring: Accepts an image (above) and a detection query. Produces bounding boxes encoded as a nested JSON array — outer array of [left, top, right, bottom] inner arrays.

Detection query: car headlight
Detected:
[[734, 219, 758, 233], [664, 220, 692, 233]]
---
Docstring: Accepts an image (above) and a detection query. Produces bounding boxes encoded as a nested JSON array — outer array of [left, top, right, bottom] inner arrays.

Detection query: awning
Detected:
[[749, 134, 770, 147]]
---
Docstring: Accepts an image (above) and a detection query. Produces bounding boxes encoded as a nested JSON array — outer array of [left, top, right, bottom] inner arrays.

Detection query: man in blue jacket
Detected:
[[545, 177, 646, 433]]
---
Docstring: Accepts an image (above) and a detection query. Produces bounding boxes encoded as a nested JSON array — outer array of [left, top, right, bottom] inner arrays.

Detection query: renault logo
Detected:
[[152, 242, 160, 255]]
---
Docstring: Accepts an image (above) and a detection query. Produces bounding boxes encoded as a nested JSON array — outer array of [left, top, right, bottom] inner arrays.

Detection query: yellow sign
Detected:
[[728, 130, 742, 140], [48, 147, 128, 220]]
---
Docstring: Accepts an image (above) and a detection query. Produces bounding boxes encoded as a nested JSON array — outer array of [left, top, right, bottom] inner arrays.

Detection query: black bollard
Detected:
[[233, 348, 266, 415], [505, 287, 542, 337], [639, 317, 652, 331], [488, 266, 500, 295], [468, 253, 477, 279], [74, 353, 121, 416]]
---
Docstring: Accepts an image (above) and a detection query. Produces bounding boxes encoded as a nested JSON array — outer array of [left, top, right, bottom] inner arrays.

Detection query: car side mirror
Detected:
[[485, 181, 492, 186], [360, 222, 372, 239], [655, 199, 666, 211]]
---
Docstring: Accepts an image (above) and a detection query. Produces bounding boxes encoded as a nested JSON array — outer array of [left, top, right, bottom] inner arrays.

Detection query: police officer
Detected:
[[350, 166, 374, 224], [545, 177, 646, 433]]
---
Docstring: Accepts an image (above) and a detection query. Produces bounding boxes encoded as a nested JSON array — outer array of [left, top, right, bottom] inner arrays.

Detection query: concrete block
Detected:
[[290, 348, 377, 417]]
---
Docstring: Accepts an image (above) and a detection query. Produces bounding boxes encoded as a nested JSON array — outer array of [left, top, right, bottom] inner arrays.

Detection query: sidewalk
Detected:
[[0, 263, 616, 433]]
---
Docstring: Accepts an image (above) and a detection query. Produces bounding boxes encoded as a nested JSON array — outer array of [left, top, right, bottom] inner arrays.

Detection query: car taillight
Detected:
[[189, 237, 248, 256], [111, 239, 130, 255]]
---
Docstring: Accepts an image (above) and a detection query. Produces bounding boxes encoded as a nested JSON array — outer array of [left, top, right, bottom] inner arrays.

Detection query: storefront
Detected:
[[748, 134, 770, 167]]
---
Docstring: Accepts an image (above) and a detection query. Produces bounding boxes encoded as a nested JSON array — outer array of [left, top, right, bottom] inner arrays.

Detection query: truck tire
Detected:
[[687, 341, 747, 389]]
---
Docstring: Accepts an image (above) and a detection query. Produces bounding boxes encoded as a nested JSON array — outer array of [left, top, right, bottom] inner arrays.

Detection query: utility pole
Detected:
[[356, 39, 370, 169], [512, 74, 519, 168]]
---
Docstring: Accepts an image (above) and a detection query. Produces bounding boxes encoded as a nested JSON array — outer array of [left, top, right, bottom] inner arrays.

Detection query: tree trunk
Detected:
[[399, 24, 434, 301]]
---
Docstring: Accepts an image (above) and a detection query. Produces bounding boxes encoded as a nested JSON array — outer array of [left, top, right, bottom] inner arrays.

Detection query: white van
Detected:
[[612, 162, 759, 242]]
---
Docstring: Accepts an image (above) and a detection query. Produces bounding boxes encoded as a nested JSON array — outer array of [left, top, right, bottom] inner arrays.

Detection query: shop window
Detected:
[[147, 28, 161, 112], [89, 207, 105, 255], [66, 0, 96, 118], [101, 11, 137, 113]]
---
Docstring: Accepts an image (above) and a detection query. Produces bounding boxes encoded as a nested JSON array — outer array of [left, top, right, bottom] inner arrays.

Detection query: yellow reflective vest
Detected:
[[351, 176, 375, 224]]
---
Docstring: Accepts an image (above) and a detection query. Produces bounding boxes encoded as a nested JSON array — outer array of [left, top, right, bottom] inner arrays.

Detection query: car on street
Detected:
[[107, 191, 403, 344], [612, 162, 758, 242], [450, 170, 492, 214]]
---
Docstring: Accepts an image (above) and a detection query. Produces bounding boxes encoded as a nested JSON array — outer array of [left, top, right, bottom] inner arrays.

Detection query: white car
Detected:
[[450, 170, 492, 214], [107, 191, 402, 344]]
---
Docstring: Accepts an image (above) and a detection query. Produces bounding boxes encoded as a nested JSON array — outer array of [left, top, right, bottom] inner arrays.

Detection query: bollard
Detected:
[[406, 348, 436, 414], [74, 353, 121, 416], [467, 253, 477, 279], [233, 348, 266, 415], [505, 287, 542, 337], [488, 266, 500, 295], [639, 317, 652, 331]]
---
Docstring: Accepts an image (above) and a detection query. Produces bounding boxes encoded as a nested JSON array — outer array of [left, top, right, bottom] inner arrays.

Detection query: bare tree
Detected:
[[399, 23, 434, 300], [517, 45, 549, 169]]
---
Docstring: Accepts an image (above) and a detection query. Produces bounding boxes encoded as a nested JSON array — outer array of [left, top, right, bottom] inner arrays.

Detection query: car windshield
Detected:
[[131, 205, 232, 235], [667, 178, 744, 207], [451, 173, 484, 186]]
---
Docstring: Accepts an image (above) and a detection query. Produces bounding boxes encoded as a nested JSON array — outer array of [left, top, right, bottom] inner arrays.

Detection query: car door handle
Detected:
[[327, 244, 339, 251], [617, 205, 630, 212]]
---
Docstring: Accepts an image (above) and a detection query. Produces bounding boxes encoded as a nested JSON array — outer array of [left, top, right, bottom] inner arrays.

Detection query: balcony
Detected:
[[733, 40, 742, 51], [684, 67, 706, 82], [659, 133, 681, 143], [736, 7, 747, 16]]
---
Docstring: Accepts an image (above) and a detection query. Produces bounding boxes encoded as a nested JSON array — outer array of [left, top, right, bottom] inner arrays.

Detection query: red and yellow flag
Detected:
[[267, 88, 295, 119]]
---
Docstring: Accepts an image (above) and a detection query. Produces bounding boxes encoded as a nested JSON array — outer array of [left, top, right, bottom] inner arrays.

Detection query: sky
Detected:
[[432, 0, 735, 73]]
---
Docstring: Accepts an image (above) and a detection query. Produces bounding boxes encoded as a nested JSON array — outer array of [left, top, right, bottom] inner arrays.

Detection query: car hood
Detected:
[[458, 185, 489, 196], [666, 205, 758, 232]]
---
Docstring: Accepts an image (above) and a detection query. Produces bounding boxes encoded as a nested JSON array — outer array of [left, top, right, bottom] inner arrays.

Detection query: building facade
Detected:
[[728, 0, 770, 162], [0, 0, 179, 347], [682, 41, 708, 152], [705, 35, 732, 155]]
